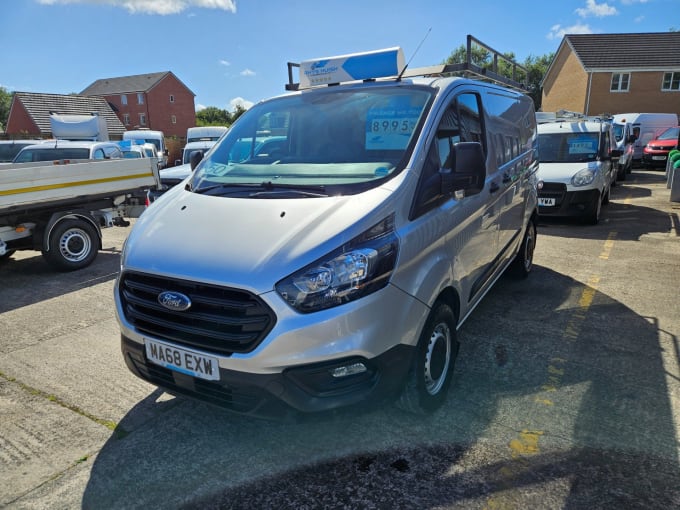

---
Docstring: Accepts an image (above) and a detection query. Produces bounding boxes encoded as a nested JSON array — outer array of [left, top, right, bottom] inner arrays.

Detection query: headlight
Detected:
[[276, 215, 399, 313], [572, 168, 596, 187]]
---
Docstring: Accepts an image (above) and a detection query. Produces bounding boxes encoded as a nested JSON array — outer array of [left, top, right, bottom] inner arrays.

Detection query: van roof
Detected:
[[538, 120, 610, 134]]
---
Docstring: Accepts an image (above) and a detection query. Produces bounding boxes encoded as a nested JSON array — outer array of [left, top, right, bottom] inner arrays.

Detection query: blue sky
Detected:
[[0, 0, 675, 112]]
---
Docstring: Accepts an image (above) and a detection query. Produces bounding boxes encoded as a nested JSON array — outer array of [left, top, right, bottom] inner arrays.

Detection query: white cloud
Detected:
[[240, 69, 256, 77], [195, 103, 206, 111], [547, 23, 595, 40], [575, 0, 618, 18], [37, 0, 236, 15], [620, 0, 649, 4], [219, 59, 231, 66], [634, 15, 645, 22], [229, 97, 253, 111]]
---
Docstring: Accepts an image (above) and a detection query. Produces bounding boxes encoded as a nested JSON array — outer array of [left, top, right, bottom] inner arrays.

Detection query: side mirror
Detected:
[[189, 150, 204, 171], [441, 142, 486, 195], [164, 149, 169, 156], [174, 159, 181, 166]]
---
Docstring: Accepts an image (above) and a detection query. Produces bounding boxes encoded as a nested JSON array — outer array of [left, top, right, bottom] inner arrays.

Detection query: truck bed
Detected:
[[0, 158, 159, 218]]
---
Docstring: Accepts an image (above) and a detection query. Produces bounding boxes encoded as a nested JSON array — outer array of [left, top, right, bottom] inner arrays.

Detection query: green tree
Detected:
[[0, 87, 13, 132], [195, 106, 230, 126], [229, 104, 247, 124]]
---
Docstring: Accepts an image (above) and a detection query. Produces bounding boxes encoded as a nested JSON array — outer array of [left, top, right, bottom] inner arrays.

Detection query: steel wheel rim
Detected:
[[424, 322, 451, 395], [523, 225, 535, 272], [59, 228, 91, 262]]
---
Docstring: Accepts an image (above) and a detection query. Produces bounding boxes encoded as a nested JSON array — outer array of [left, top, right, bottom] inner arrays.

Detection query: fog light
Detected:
[[330, 362, 367, 378]]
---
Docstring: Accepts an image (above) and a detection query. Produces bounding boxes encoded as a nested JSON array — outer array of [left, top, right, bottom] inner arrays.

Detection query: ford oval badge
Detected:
[[158, 291, 192, 311]]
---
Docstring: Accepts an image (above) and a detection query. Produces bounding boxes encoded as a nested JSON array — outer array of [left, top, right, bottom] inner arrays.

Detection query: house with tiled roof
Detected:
[[6, 92, 126, 138], [81, 71, 195, 138], [541, 32, 680, 117]]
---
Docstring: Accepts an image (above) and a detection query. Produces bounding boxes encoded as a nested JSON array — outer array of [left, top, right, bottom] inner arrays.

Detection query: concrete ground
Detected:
[[1, 168, 678, 509]]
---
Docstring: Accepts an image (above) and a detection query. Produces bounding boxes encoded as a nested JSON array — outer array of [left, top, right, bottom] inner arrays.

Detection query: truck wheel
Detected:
[[43, 219, 99, 271], [396, 302, 459, 414], [509, 218, 536, 279]]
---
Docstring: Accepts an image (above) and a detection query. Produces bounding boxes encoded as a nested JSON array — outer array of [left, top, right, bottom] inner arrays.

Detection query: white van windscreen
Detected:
[[538, 133, 600, 163], [189, 87, 432, 194]]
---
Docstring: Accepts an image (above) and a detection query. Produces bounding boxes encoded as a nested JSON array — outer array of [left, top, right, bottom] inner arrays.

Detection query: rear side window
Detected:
[[14, 148, 90, 162]]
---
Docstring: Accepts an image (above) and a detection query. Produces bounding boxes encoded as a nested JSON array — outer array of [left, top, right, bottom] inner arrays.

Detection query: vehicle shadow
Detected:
[[80, 266, 680, 509], [0, 249, 122, 313]]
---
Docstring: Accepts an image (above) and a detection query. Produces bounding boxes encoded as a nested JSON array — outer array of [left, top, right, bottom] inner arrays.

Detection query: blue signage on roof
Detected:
[[299, 47, 405, 89]]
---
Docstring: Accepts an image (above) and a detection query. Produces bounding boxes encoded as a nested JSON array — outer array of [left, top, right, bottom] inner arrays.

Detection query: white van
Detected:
[[613, 113, 679, 166], [123, 129, 167, 168], [536, 119, 619, 224], [115, 47, 539, 418], [611, 116, 635, 181], [13, 140, 123, 163], [186, 126, 228, 144]]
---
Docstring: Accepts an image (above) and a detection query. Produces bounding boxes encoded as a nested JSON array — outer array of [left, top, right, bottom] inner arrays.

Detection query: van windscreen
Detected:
[[189, 85, 433, 195]]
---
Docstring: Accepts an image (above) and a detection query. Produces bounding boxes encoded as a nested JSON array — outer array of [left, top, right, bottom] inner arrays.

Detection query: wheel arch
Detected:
[[43, 211, 102, 253]]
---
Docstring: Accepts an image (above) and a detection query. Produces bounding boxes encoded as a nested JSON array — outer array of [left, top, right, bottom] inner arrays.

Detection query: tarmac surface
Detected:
[[1, 168, 679, 509]]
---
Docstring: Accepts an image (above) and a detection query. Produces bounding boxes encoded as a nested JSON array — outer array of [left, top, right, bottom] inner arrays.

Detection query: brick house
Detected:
[[6, 92, 125, 138], [80, 71, 196, 138], [541, 32, 680, 117]]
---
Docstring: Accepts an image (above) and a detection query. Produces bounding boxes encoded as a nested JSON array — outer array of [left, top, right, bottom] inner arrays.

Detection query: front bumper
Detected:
[[121, 334, 414, 419], [642, 153, 670, 168], [538, 184, 600, 218]]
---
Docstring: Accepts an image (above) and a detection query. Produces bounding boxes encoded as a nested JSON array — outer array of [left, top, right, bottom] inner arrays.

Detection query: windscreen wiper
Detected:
[[191, 181, 328, 197]]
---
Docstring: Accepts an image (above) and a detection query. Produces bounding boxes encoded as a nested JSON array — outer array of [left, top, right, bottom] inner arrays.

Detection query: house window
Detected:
[[137, 93, 144, 105], [123, 113, 130, 125], [662, 72, 680, 91], [169, 94, 175, 103], [610, 73, 630, 92], [139, 113, 146, 126], [121, 94, 127, 105], [171, 115, 177, 124]]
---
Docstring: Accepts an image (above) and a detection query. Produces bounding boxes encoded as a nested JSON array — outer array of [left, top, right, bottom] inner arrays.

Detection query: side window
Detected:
[[93, 149, 105, 160], [411, 92, 485, 219]]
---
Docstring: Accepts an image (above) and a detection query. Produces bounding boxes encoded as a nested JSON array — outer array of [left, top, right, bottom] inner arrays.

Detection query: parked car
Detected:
[[537, 119, 620, 224], [13, 140, 123, 163], [613, 113, 679, 167], [0, 139, 43, 165], [642, 126, 680, 168]]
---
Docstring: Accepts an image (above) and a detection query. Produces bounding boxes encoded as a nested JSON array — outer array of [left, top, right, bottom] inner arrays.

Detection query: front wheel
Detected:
[[586, 192, 602, 225], [42, 218, 99, 271], [509, 218, 537, 279], [396, 302, 459, 414]]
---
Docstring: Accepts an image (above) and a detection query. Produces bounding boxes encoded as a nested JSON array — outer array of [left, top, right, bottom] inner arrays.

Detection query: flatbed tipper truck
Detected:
[[0, 157, 159, 270]]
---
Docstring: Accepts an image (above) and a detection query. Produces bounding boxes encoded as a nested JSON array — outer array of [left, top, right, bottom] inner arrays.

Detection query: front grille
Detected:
[[538, 182, 567, 204], [119, 271, 276, 355], [128, 354, 263, 413]]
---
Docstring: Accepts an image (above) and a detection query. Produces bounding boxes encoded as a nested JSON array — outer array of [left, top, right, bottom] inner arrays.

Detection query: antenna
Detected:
[[398, 27, 432, 80]]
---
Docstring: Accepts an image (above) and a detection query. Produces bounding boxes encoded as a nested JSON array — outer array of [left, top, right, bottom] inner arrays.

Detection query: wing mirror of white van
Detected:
[[442, 142, 486, 196], [189, 150, 204, 171]]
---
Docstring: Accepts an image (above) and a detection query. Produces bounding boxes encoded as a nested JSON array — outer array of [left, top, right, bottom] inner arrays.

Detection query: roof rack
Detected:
[[285, 35, 528, 92]]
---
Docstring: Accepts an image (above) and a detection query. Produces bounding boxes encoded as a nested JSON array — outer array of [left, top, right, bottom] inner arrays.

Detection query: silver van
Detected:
[[115, 47, 539, 418]]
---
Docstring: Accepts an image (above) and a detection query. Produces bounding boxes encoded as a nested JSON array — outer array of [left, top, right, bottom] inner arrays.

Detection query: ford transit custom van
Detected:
[[115, 47, 539, 418]]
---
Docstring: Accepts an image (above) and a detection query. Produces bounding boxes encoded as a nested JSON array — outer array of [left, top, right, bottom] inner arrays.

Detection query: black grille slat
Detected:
[[120, 271, 276, 355], [132, 357, 262, 412]]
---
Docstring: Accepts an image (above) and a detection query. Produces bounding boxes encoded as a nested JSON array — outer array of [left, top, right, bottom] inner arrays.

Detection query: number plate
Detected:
[[539, 197, 556, 206], [145, 339, 220, 381], [652, 155, 666, 161]]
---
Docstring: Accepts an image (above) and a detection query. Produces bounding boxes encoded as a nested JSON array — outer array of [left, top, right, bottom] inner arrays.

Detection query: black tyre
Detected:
[[617, 165, 627, 182], [397, 302, 459, 414], [602, 185, 610, 205], [42, 219, 99, 271], [586, 192, 602, 225], [0, 250, 16, 262], [509, 218, 536, 279]]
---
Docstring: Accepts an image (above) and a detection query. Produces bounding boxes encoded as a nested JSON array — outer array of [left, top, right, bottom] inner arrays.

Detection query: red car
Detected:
[[643, 126, 680, 168]]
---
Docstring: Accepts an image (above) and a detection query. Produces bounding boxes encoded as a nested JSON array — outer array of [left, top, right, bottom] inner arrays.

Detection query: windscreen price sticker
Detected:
[[366, 108, 420, 150]]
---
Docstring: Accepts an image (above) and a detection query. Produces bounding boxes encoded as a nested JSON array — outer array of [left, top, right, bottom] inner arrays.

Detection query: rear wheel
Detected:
[[42, 219, 99, 271], [509, 218, 536, 279], [397, 302, 459, 414]]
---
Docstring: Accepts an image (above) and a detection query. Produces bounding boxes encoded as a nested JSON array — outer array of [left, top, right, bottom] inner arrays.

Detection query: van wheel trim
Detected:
[[396, 302, 459, 414]]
